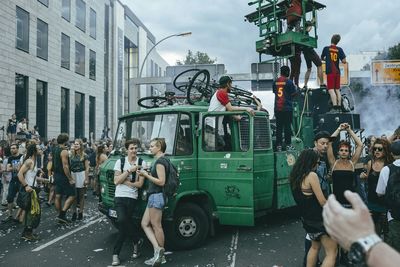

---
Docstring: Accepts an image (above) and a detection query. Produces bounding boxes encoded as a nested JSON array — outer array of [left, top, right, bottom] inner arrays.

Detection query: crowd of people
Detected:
[[291, 125, 400, 267]]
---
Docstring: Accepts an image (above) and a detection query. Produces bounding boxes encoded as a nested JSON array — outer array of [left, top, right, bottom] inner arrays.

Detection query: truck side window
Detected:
[[175, 113, 193, 156], [203, 114, 250, 152]]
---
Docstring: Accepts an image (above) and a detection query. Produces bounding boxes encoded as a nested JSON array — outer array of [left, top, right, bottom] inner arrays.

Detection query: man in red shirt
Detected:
[[321, 34, 347, 112]]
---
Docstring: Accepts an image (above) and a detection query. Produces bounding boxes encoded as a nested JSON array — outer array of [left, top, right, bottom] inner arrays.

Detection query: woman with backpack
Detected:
[[17, 143, 49, 241], [139, 138, 168, 267]]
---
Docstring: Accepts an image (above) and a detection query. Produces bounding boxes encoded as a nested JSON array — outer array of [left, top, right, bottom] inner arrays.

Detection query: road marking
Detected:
[[227, 229, 239, 267], [32, 216, 104, 252]]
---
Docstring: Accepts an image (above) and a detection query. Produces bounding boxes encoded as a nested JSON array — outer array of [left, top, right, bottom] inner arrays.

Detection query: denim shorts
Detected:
[[147, 192, 165, 210]]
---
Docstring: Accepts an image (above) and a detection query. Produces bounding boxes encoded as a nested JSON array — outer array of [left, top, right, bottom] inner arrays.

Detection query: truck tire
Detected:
[[165, 203, 209, 250]]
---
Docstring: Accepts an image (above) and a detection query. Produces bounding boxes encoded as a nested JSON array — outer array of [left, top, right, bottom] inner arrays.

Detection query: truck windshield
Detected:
[[114, 113, 178, 155]]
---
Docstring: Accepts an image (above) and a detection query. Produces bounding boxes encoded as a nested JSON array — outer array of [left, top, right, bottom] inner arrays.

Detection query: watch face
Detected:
[[349, 242, 365, 264]]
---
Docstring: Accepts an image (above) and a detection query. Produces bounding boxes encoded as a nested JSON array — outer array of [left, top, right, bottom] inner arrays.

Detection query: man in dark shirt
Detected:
[[53, 133, 76, 223], [1, 143, 23, 223], [272, 65, 298, 151]]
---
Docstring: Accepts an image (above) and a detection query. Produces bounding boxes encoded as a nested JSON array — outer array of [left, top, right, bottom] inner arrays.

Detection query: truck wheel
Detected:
[[166, 203, 209, 250]]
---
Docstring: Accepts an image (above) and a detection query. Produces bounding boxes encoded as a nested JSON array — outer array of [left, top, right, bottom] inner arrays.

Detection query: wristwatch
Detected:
[[348, 234, 382, 264]]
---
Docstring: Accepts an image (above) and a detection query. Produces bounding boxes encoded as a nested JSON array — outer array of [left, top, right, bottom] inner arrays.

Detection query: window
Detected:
[[75, 41, 85, 75], [89, 8, 96, 39], [254, 116, 271, 150], [89, 50, 96, 80], [62, 0, 71, 21], [203, 114, 250, 152], [61, 33, 70, 69], [89, 96, 96, 138], [36, 80, 48, 138], [175, 114, 193, 156], [61, 88, 70, 133], [37, 19, 48, 60], [75, 0, 86, 32], [15, 74, 29, 121], [75, 92, 85, 138], [38, 0, 49, 7], [16, 7, 29, 52]]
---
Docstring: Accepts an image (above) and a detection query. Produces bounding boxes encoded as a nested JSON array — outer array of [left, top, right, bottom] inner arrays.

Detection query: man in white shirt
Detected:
[[376, 140, 400, 252]]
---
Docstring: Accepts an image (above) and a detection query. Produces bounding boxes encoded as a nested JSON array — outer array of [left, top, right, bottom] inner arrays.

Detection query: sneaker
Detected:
[[111, 254, 120, 266], [132, 238, 144, 259], [144, 256, 166, 265], [77, 213, 83, 221], [71, 213, 77, 222], [276, 145, 282, 152], [153, 247, 165, 267], [21, 232, 38, 241]]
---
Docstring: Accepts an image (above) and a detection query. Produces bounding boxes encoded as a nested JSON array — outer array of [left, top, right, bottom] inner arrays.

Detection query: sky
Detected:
[[121, 0, 400, 74]]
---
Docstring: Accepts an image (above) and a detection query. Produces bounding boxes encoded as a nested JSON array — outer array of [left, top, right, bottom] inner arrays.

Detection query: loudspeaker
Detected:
[[315, 113, 361, 133]]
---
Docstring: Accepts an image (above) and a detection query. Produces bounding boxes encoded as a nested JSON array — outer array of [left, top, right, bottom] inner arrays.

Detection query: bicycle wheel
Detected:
[[187, 69, 211, 105], [173, 69, 200, 92], [138, 96, 168, 109]]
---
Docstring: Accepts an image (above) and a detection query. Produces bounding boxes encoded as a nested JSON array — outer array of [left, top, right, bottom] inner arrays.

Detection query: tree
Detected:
[[387, 43, 400, 60], [176, 50, 216, 65]]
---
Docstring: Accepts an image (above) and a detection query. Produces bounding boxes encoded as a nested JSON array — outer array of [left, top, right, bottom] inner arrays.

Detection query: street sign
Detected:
[[371, 60, 400, 85], [321, 62, 349, 86]]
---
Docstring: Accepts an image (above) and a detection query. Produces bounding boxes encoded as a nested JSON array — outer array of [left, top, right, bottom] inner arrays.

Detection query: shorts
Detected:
[[147, 192, 165, 210], [327, 73, 340, 90], [307, 232, 326, 241], [54, 173, 76, 197], [7, 177, 20, 203], [303, 48, 322, 69], [72, 171, 86, 188]]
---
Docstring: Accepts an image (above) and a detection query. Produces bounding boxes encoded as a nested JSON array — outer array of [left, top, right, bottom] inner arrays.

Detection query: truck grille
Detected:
[[106, 170, 115, 198]]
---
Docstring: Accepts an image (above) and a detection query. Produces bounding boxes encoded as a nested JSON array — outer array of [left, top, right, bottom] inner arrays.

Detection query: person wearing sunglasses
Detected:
[[328, 123, 363, 264], [361, 138, 394, 238]]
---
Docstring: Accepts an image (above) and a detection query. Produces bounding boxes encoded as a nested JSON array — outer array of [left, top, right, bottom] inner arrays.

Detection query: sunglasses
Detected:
[[373, 147, 383, 152]]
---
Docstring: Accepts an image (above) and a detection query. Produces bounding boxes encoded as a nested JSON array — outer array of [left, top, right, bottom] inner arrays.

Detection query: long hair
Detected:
[[96, 144, 105, 161], [23, 143, 38, 164], [372, 138, 394, 165], [72, 139, 85, 161], [290, 149, 319, 192]]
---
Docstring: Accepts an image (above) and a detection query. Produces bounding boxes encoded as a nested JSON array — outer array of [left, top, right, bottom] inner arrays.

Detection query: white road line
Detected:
[[227, 229, 239, 267], [32, 216, 104, 252]]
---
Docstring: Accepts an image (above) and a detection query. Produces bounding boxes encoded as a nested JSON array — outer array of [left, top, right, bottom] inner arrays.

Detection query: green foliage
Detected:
[[387, 43, 400, 60], [176, 50, 216, 65]]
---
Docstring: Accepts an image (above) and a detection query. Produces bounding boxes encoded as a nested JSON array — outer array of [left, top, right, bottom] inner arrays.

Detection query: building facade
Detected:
[[0, 0, 167, 140]]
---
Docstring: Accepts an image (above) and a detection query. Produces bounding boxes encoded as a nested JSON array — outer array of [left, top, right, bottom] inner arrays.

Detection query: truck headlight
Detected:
[[101, 185, 105, 194]]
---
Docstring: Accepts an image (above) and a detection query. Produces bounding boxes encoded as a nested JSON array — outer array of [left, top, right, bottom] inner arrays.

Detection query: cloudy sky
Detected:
[[121, 0, 400, 74]]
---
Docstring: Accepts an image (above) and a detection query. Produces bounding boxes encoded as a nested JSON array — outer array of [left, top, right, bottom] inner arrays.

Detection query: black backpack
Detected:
[[384, 164, 400, 220], [161, 157, 180, 198]]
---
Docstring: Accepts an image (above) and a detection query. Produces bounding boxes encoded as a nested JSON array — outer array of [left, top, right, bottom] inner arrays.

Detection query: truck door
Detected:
[[198, 112, 255, 226]]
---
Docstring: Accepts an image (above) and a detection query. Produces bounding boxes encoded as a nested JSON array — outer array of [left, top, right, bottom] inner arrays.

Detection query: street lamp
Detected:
[[138, 31, 192, 78]]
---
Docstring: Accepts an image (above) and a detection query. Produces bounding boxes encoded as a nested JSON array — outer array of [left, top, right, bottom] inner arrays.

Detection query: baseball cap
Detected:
[[390, 140, 400, 156], [219, 76, 232, 87], [314, 131, 332, 141]]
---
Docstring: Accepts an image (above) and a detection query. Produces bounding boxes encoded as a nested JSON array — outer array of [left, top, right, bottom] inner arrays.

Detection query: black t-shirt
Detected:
[[8, 154, 23, 180], [147, 157, 169, 195]]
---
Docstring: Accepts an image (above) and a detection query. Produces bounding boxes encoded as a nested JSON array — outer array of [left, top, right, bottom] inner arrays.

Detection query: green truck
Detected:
[[98, 104, 306, 250]]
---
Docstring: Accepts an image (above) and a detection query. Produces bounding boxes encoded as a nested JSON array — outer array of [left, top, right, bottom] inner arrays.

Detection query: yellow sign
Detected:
[[321, 62, 349, 86], [371, 60, 400, 85]]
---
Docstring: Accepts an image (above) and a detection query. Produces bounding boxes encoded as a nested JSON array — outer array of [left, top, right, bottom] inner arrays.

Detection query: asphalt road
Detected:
[[0, 193, 306, 267]]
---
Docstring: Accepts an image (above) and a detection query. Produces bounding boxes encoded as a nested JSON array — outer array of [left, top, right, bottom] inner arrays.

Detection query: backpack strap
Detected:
[[120, 156, 125, 173]]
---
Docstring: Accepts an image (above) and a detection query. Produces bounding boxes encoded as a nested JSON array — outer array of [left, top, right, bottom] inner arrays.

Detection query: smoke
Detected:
[[352, 80, 400, 137]]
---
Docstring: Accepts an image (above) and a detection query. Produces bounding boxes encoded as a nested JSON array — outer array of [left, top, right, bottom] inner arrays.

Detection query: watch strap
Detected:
[[357, 234, 382, 254]]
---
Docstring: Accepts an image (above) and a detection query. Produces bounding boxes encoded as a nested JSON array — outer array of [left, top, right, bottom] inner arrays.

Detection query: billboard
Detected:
[[321, 62, 349, 86], [371, 60, 400, 85]]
